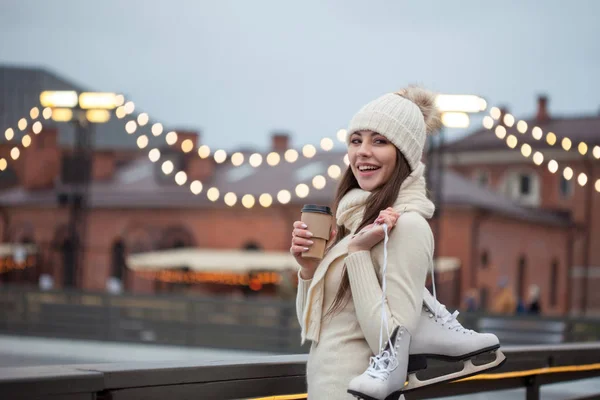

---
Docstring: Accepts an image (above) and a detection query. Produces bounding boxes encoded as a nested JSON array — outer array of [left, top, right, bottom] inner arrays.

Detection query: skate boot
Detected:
[[404, 288, 507, 392], [347, 325, 410, 400]]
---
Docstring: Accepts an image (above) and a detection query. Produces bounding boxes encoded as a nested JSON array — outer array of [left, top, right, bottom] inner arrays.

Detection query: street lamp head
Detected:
[[436, 94, 487, 113], [40, 91, 78, 108], [79, 92, 121, 110], [441, 112, 470, 128]]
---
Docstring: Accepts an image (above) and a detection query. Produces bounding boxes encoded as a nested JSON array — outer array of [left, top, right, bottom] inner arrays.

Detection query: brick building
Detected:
[[1, 65, 598, 315]]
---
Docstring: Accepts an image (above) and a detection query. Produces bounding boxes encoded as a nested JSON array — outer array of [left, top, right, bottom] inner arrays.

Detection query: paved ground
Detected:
[[0, 335, 598, 399]]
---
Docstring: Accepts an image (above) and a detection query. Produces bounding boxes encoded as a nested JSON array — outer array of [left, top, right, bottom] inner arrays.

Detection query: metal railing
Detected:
[[2, 285, 600, 353], [1, 343, 600, 399]]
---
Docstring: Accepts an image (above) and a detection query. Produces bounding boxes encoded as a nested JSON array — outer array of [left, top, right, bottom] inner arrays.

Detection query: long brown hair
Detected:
[[323, 148, 412, 319]]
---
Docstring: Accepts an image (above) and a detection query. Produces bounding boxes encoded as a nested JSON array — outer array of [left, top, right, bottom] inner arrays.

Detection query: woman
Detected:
[[293, 86, 439, 399]]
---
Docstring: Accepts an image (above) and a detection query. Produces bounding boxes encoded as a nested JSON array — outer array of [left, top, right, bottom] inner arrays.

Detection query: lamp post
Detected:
[[40, 91, 122, 288], [429, 94, 487, 305]]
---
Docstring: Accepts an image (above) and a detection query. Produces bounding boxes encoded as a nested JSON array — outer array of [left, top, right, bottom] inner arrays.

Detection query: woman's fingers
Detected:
[[292, 228, 314, 239], [290, 244, 310, 255], [292, 236, 314, 247]]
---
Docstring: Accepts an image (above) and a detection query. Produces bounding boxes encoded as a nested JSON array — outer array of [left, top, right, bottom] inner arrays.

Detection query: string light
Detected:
[[161, 160, 174, 175], [503, 114, 515, 127], [284, 149, 298, 163], [337, 129, 347, 143], [5, 128, 14, 140], [21, 135, 32, 148], [596, 180, 600, 193], [561, 138, 572, 151], [181, 139, 194, 153], [241, 194, 255, 208], [249, 153, 263, 167], [214, 149, 227, 164], [520, 144, 532, 158], [151, 123, 163, 136], [30, 107, 39, 119], [165, 131, 178, 145], [198, 145, 211, 159], [482, 116, 494, 129], [32, 121, 42, 134], [259, 193, 273, 208], [546, 132, 556, 145], [328, 165, 342, 179], [190, 180, 203, 195], [148, 149, 161, 162], [175, 171, 187, 185], [224, 192, 237, 207], [578, 142, 588, 155], [548, 160, 559, 173], [10, 148, 20, 160], [231, 152, 244, 166], [295, 184, 310, 198], [532, 151, 544, 165], [490, 107, 501, 120], [506, 135, 518, 149], [517, 121, 528, 134], [563, 167, 573, 180], [207, 187, 220, 202], [277, 190, 291, 204], [125, 121, 137, 134], [302, 144, 317, 158], [137, 113, 149, 126], [312, 175, 326, 189], [320, 138, 334, 151], [495, 126, 507, 139], [266, 152, 280, 166], [577, 173, 588, 187], [594, 146, 600, 159], [137, 135, 149, 149]]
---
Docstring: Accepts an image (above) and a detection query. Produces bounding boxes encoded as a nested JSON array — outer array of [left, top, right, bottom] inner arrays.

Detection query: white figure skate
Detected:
[[347, 225, 410, 400], [347, 325, 410, 400], [404, 288, 507, 392]]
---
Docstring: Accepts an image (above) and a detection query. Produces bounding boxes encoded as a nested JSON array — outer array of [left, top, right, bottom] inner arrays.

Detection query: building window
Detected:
[[559, 176, 573, 199], [480, 251, 489, 269], [517, 256, 527, 300], [519, 174, 531, 195], [550, 259, 558, 307], [473, 170, 490, 188], [111, 240, 126, 280], [501, 170, 541, 206]]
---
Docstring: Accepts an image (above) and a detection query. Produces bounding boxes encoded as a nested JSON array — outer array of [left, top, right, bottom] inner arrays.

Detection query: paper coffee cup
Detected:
[[301, 204, 333, 260]]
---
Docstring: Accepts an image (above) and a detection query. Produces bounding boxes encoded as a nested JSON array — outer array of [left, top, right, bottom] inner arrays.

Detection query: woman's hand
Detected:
[[290, 221, 336, 280], [348, 208, 400, 253]]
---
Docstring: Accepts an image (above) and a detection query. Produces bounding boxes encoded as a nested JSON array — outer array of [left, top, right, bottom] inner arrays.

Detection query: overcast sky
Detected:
[[1, 0, 599, 151]]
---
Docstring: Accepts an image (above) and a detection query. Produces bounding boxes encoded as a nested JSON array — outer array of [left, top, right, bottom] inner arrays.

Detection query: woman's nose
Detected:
[[357, 142, 372, 157]]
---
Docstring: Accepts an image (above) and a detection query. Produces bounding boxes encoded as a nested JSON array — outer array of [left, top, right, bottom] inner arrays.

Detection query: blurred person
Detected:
[[527, 284, 542, 314], [463, 288, 479, 312], [292, 87, 504, 400], [492, 276, 517, 315]]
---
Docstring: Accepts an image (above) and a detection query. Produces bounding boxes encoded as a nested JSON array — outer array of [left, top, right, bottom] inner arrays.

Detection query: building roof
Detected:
[[0, 147, 571, 226], [431, 168, 570, 226], [0, 64, 173, 150], [444, 115, 600, 153]]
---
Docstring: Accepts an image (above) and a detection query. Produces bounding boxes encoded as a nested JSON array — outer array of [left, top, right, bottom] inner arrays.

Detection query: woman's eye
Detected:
[[350, 138, 361, 144], [374, 139, 388, 145]]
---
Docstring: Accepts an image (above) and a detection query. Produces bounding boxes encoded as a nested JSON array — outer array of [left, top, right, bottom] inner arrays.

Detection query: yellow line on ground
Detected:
[[457, 363, 600, 381], [250, 363, 600, 399]]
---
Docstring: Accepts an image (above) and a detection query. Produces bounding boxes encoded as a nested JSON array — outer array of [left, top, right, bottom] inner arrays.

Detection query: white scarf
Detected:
[[336, 162, 435, 232]]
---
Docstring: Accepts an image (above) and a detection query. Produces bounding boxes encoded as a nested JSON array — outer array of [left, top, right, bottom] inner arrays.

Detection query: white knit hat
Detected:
[[347, 91, 435, 171]]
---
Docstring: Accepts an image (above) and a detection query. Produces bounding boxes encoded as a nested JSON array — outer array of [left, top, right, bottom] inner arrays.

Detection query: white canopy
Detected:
[[127, 247, 461, 274], [0, 243, 37, 258], [127, 248, 298, 273]]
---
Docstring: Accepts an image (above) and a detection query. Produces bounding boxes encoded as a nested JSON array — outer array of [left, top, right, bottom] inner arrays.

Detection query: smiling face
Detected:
[[348, 130, 398, 191]]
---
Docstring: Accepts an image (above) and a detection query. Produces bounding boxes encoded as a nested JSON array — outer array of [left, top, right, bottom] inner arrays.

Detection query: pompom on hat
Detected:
[[346, 86, 442, 171]]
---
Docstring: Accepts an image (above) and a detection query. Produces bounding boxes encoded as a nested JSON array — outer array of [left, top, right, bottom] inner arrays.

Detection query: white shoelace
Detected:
[[430, 255, 471, 333], [366, 223, 396, 381]]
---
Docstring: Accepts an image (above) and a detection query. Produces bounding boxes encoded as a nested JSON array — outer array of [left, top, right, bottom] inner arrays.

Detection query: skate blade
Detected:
[[347, 389, 404, 400], [403, 348, 507, 393]]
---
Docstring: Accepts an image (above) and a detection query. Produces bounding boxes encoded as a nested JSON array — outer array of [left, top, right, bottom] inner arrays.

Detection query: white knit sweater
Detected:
[[296, 212, 434, 399]]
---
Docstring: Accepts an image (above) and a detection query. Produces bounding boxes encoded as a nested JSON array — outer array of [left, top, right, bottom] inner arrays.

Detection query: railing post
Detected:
[[525, 376, 540, 400]]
